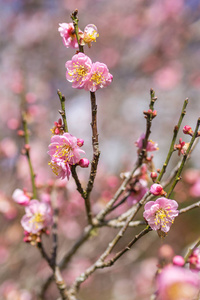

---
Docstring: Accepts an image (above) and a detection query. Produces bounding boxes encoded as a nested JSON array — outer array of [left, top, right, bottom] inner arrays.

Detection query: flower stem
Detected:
[[22, 112, 37, 199], [71, 9, 84, 53], [57, 90, 68, 132], [157, 98, 188, 183]]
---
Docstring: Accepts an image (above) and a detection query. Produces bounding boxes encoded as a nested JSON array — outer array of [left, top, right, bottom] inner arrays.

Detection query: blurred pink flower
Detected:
[[188, 248, 200, 271], [127, 179, 148, 205], [190, 178, 200, 197], [173, 255, 185, 267], [143, 198, 179, 233], [48, 133, 85, 166], [12, 189, 30, 206], [21, 200, 52, 234], [135, 133, 159, 152], [84, 62, 113, 92], [58, 23, 79, 49], [65, 53, 92, 89], [153, 64, 182, 90], [157, 265, 200, 300]]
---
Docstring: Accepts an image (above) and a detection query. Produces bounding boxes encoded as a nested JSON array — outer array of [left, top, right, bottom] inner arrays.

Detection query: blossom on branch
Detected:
[[143, 198, 179, 233], [82, 24, 99, 47], [12, 189, 30, 206], [48, 158, 71, 180], [84, 62, 113, 92], [135, 133, 159, 152], [58, 23, 81, 49], [48, 133, 85, 165], [150, 184, 165, 196], [21, 200, 53, 234], [65, 53, 92, 89], [188, 248, 200, 271]]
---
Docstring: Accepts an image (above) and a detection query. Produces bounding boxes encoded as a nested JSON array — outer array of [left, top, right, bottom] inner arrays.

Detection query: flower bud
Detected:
[[79, 158, 90, 168], [183, 125, 193, 136], [77, 138, 84, 147], [150, 183, 164, 196], [150, 172, 157, 181], [173, 255, 185, 266]]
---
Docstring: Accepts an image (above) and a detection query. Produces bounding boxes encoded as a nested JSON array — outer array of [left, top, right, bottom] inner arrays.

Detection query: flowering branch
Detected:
[[184, 238, 200, 264], [57, 90, 69, 133], [167, 117, 200, 198], [156, 98, 188, 183]]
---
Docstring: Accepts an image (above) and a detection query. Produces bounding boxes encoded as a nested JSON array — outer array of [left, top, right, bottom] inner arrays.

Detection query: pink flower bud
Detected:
[[79, 158, 90, 168], [173, 255, 185, 266], [12, 189, 30, 206], [150, 184, 164, 196], [77, 138, 84, 147], [183, 125, 193, 136], [150, 172, 157, 181]]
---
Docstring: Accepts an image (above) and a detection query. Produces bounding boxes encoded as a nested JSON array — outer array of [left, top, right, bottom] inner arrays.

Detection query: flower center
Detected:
[[69, 63, 88, 81], [31, 212, 44, 224], [154, 208, 171, 228], [54, 143, 73, 162], [91, 72, 104, 85]]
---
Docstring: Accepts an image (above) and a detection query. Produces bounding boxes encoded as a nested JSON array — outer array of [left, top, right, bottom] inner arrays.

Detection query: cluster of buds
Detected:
[[188, 248, 200, 271], [174, 138, 189, 156], [51, 118, 64, 135], [143, 109, 157, 119], [183, 125, 193, 136]]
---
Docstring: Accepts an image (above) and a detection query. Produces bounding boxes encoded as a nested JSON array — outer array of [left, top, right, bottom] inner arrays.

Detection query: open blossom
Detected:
[[157, 265, 200, 300], [135, 133, 159, 152], [58, 23, 80, 49], [48, 133, 85, 166], [12, 189, 30, 206], [84, 62, 113, 92], [65, 53, 92, 89], [21, 200, 53, 234], [82, 24, 99, 47], [143, 198, 179, 233]]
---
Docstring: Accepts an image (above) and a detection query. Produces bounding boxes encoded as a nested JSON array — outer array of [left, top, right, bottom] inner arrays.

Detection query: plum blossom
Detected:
[[183, 125, 193, 136], [12, 189, 30, 206], [21, 200, 53, 234], [65, 53, 92, 89], [173, 255, 185, 266], [58, 23, 80, 49], [84, 62, 113, 92], [48, 133, 85, 166], [135, 133, 159, 152], [143, 198, 179, 233], [157, 265, 200, 300], [79, 158, 90, 168], [82, 24, 99, 47]]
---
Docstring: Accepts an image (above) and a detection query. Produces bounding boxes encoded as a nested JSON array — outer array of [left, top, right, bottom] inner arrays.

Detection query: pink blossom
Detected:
[[82, 24, 99, 47], [188, 248, 200, 271], [79, 158, 90, 168], [143, 198, 179, 233], [190, 178, 200, 197], [48, 158, 71, 180], [84, 62, 113, 92], [157, 265, 200, 300], [48, 133, 85, 166], [135, 133, 159, 152], [127, 179, 148, 205], [58, 23, 79, 49], [21, 200, 53, 234], [12, 189, 30, 206], [150, 184, 164, 196], [65, 53, 92, 89]]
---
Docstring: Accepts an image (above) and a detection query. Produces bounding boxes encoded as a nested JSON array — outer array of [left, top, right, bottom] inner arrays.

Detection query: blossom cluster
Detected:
[[48, 132, 88, 180], [66, 52, 113, 92], [58, 23, 99, 49]]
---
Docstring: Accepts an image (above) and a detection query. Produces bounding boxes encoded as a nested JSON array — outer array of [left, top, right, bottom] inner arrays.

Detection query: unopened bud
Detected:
[[79, 158, 89, 168], [173, 255, 185, 266], [77, 138, 84, 147], [183, 125, 193, 136], [150, 172, 157, 181], [17, 130, 25, 136], [150, 183, 165, 196]]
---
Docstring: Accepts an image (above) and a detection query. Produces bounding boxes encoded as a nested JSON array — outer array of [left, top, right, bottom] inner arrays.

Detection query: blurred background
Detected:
[[0, 0, 200, 299]]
